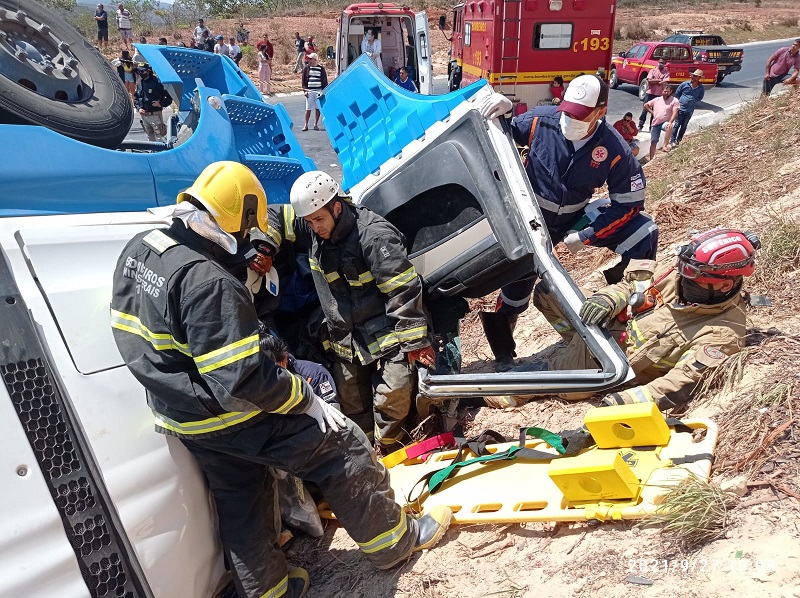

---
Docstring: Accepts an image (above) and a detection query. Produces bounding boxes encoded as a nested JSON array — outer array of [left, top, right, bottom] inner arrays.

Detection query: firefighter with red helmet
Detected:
[[533, 228, 758, 410]]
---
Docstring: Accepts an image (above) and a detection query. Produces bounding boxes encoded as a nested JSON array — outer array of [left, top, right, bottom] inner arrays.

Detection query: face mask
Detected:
[[560, 113, 593, 141]]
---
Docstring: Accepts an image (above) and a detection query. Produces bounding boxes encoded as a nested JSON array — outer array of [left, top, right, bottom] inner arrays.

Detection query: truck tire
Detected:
[[638, 76, 648, 101], [0, 0, 133, 148], [609, 67, 619, 89]]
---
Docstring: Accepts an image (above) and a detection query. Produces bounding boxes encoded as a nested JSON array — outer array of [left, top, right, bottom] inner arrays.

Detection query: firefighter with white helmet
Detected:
[[111, 162, 451, 598], [265, 170, 436, 453], [533, 228, 758, 410]]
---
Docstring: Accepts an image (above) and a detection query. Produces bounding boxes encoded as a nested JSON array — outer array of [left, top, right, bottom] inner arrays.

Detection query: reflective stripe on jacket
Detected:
[[267, 202, 431, 365], [110, 222, 313, 439]]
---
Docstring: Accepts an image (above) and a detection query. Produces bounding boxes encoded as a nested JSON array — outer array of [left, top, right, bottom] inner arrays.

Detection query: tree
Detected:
[[40, 0, 77, 10]]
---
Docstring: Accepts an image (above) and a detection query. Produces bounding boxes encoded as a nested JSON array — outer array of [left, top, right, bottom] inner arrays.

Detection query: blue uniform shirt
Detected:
[[288, 356, 338, 405], [510, 105, 647, 248], [394, 76, 417, 92], [674, 80, 705, 113]]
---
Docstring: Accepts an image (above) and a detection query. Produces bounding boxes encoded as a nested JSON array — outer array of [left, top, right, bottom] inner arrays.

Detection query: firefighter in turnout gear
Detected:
[[110, 162, 451, 598], [477, 75, 658, 371], [264, 170, 435, 453], [533, 228, 757, 410]]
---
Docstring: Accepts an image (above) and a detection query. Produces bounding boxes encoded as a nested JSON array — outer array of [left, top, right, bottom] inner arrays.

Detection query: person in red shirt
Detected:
[[549, 76, 564, 105], [613, 112, 640, 157], [256, 33, 273, 59], [304, 35, 317, 65]]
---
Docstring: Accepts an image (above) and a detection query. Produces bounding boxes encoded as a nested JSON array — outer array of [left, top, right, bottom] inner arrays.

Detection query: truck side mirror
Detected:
[[618, 51, 627, 58], [438, 15, 446, 30], [326, 45, 335, 60]]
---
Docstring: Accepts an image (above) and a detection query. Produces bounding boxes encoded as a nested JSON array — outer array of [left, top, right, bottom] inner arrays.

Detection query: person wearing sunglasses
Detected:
[[533, 228, 758, 411]]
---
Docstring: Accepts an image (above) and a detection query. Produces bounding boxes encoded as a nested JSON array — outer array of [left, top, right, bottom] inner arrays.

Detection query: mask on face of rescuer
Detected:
[[559, 113, 593, 141], [675, 228, 759, 304]]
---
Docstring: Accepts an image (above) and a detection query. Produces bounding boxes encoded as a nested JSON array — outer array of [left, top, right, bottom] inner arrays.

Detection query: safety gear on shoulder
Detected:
[[290, 170, 340, 217], [178, 161, 268, 234], [675, 228, 758, 284], [303, 392, 347, 433], [579, 294, 616, 327], [477, 92, 513, 120]]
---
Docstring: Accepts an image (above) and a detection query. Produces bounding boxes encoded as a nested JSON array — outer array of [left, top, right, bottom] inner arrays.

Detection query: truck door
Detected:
[[336, 12, 350, 75], [415, 11, 433, 94]]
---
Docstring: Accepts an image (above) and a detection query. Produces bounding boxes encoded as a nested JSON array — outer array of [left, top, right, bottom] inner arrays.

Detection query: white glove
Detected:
[[478, 93, 513, 120], [563, 231, 585, 254], [303, 393, 347, 433]]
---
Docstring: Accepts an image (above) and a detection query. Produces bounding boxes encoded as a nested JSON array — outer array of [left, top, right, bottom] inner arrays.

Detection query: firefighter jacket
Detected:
[[511, 105, 648, 248], [597, 261, 746, 410], [110, 221, 314, 439], [265, 202, 431, 365]]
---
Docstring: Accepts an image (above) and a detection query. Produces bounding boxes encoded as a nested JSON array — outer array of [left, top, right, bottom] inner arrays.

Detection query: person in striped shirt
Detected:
[[301, 53, 327, 131]]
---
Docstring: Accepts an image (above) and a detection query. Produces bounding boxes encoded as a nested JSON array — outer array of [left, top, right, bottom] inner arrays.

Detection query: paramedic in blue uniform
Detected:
[[477, 74, 659, 369]]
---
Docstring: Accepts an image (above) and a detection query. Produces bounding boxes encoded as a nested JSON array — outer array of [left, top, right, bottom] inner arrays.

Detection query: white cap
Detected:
[[557, 74, 609, 120]]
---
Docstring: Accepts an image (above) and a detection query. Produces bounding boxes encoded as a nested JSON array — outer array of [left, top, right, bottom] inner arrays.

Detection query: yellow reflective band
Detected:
[[611, 290, 628, 307], [358, 510, 409, 554], [630, 386, 653, 403], [377, 267, 417, 293], [628, 320, 646, 348], [308, 258, 340, 283], [193, 334, 260, 374], [309, 257, 322, 273], [325, 271, 340, 283], [283, 205, 296, 242], [154, 409, 262, 435], [655, 358, 677, 370], [111, 310, 191, 356], [266, 224, 282, 247], [676, 350, 695, 369], [346, 271, 376, 287], [271, 373, 305, 414], [258, 574, 288, 598], [551, 319, 572, 333], [368, 332, 400, 355], [396, 326, 427, 342], [325, 341, 353, 361]]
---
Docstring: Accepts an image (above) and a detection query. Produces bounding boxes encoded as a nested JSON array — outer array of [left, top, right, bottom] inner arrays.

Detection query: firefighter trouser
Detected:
[[181, 414, 417, 598], [332, 349, 415, 448], [140, 110, 166, 141]]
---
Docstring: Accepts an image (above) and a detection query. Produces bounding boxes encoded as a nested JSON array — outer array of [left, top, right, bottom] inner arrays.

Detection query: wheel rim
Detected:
[[639, 79, 647, 100], [610, 70, 617, 86], [0, 5, 90, 102]]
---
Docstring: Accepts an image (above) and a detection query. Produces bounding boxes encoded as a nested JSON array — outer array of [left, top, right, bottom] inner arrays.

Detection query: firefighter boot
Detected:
[[479, 312, 518, 371], [287, 567, 309, 598], [413, 505, 453, 552]]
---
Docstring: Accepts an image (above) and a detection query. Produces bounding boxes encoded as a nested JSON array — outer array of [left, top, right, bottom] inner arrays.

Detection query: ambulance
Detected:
[[442, 0, 618, 109], [333, 3, 435, 94]]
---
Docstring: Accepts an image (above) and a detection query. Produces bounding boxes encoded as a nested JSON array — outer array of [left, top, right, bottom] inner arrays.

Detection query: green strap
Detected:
[[521, 427, 567, 455]]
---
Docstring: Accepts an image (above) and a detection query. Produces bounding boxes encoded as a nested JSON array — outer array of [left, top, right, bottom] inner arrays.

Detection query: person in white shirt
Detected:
[[360, 29, 383, 74], [194, 18, 209, 47], [116, 3, 132, 50], [213, 35, 229, 56], [228, 37, 242, 66]]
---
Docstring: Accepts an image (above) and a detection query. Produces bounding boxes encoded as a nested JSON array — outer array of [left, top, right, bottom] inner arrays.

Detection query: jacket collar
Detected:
[[329, 200, 357, 245]]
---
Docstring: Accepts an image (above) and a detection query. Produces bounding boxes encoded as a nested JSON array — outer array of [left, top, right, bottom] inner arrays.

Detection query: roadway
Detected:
[[129, 38, 791, 179]]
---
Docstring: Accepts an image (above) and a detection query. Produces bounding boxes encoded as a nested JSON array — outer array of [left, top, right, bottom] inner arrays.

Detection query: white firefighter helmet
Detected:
[[290, 170, 340, 217]]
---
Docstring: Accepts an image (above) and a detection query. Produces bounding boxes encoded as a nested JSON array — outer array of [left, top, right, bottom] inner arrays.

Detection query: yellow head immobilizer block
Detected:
[[583, 402, 671, 449]]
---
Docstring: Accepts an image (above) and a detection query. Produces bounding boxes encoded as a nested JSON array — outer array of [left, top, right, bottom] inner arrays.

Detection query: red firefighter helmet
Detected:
[[676, 228, 758, 284]]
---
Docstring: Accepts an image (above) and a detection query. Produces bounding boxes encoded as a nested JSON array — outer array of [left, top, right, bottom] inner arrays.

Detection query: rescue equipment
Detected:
[[366, 405, 717, 524]]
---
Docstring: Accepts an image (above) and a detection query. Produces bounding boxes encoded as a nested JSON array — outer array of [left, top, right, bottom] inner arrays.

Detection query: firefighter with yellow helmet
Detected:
[[110, 162, 452, 598]]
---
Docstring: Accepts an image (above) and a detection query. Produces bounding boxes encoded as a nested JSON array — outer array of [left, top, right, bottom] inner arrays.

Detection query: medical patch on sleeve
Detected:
[[692, 346, 730, 370], [591, 146, 608, 163], [318, 380, 335, 400], [630, 174, 645, 192]]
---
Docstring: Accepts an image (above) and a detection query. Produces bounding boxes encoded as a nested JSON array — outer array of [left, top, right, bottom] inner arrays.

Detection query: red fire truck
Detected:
[[442, 0, 618, 110]]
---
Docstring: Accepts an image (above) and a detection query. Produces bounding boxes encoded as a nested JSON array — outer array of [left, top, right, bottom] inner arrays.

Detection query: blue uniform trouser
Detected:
[[497, 211, 658, 316], [670, 109, 694, 145]]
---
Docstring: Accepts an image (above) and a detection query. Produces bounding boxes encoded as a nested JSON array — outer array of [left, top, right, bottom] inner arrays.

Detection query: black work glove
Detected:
[[579, 294, 616, 327]]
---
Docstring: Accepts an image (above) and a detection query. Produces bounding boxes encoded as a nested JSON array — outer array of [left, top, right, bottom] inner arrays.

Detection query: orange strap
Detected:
[[522, 117, 539, 168]]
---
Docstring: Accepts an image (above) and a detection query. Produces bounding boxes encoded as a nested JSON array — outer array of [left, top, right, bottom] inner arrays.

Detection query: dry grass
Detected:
[[649, 474, 739, 550]]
